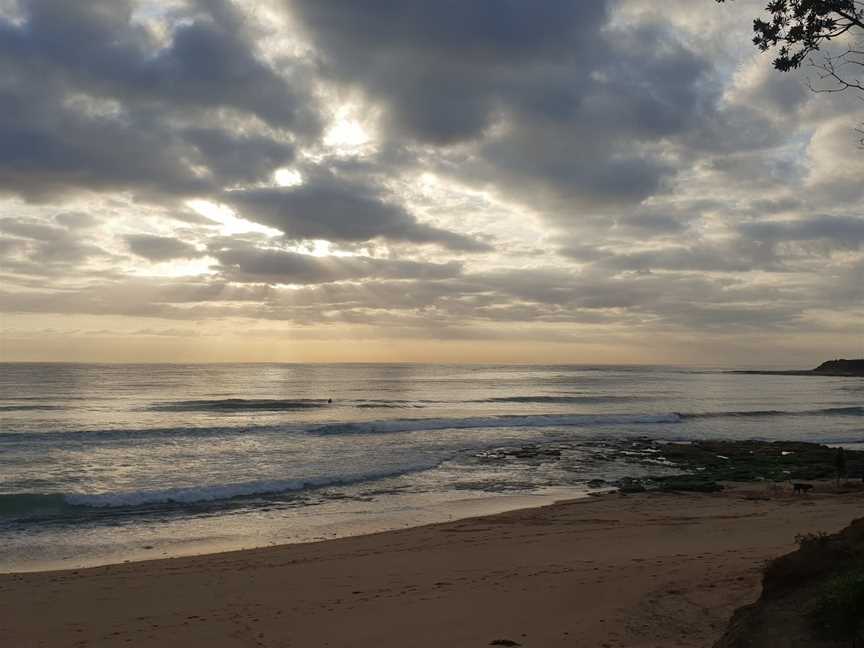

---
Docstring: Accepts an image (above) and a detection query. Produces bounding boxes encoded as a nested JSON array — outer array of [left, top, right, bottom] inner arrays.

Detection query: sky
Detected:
[[0, 0, 862, 366]]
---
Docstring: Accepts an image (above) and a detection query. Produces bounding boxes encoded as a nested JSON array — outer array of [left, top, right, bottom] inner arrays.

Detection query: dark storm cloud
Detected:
[[740, 216, 864, 248], [126, 234, 203, 262], [224, 174, 492, 252], [1, 0, 317, 132], [612, 202, 715, 235], [0, 256, 846, 337], [0, 279, 281, 319], [0, 217, 68, 242], [733, 65, 811, 116], [0, 82, 210, 200], [290, 0, 610, 145], [560, 232, 787, 274], [211, 244, 463, 285], [0, 1, 489, 255], [465, 267, 739, 313], [54, 212, 100, 229], [561, 213, 864, 277], [478, 24, 726, 214], [827, 259, 864, 303], [617, 213, 688, 234], [0, 237, 27, 258], [655, 303, 802, 331], [593, 244, 776, 274], [747, 198, 803, 215], [0, 217, 108, 271], [0, 0, 316, 201], [181, 129, 295, 186], [1, 0, 860, 351], [290, 1, 721, 213]]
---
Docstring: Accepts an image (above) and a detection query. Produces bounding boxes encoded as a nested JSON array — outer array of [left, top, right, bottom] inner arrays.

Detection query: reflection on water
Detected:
[[1, 363, 861, 570]]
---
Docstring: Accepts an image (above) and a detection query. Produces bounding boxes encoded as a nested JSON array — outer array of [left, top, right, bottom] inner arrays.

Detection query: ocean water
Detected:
[[1, 363, 861, 572]]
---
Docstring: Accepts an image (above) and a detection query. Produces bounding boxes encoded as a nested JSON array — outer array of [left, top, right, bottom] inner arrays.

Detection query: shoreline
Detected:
[[0, 486, 601, 574], [2, 482, 862, 647], [4, 436, 861, 574], [4, 488, 593, 575]]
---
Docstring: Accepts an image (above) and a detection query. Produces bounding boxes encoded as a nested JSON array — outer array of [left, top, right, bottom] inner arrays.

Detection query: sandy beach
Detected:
[[2, 483, 862, 648]]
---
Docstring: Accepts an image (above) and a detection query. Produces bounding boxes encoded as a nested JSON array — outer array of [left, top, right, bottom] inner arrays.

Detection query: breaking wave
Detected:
[[0, 464, 438, 517], [309, 413, 683, 436], [481, 395, 643, 404], [0, 405, 65, 411], [679, 406, 864, 419], [148, 398, 330, 412]]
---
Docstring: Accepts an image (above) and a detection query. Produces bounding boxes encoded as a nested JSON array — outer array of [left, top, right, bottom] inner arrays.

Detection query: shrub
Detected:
[[810, 566, 864, 642], [795, 532, 830, 550], [763, 532, 842, 593]]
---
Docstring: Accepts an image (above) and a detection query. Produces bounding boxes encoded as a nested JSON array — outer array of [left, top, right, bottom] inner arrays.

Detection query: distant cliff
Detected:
[[732, 358, 864, 377], [812, 359, 864, 376]]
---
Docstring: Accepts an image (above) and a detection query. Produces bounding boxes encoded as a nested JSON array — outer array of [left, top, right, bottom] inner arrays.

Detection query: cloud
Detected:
[[211, 244, 463, 284], [740, 215, 864, 249], [224, 173, 492, 251], [54, 212, 100, 229], [0, 216, 108, 271], [616, 213, 689, 235], [290, 1, 721, 216], [0, 0, 317, 201], [0, 0, 862, 360], [3, 0, 317, 131], [0, 217, 68, 242], [589, 243, 779, 273], [290, 0, 610, 144], [181, 129, 295, 186], [126, 234, 203, 262]]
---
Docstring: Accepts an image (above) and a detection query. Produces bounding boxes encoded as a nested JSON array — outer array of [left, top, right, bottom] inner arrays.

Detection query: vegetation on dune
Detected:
[[811, 566, 864, 642], [716, 518, 864, 647]]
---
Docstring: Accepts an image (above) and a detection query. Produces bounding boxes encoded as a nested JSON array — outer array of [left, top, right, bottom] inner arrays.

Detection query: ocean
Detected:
[[1, 363, 861, 572]]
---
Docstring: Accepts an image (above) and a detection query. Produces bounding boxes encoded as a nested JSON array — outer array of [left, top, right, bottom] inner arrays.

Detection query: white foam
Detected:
[[63, 464, 437, 508], [310, 413, 682, 436]]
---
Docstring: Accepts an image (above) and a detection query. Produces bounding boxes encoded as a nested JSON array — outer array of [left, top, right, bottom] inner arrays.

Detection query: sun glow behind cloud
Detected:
[[274, 168, 304, 187], [324, 117, 371, 150], [0, 0, 862, 364], [187, 200, 282, 237], [128, 256, 215, 278], [323, 105, 374, 153]]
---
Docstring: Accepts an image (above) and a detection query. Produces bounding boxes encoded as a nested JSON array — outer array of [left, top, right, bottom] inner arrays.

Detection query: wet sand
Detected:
[[2, 483, 861, 648]]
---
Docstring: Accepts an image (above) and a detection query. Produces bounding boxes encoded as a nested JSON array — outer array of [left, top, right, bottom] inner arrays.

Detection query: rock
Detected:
[[655, 478, 723, 493], [617, 478, 646, 494]]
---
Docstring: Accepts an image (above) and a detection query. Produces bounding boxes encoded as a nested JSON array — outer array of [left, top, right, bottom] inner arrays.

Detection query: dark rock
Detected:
[[655, 477, 723, 493], [617, 478, 646, 494], [655, 440, 864, 484]]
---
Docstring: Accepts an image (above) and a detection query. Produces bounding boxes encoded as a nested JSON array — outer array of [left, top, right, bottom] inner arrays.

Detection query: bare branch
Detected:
[[719, 1, 864, 145]]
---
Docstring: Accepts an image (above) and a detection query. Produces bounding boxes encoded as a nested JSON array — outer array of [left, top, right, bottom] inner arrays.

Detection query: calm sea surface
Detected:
[[1, 363, 861, 571]]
